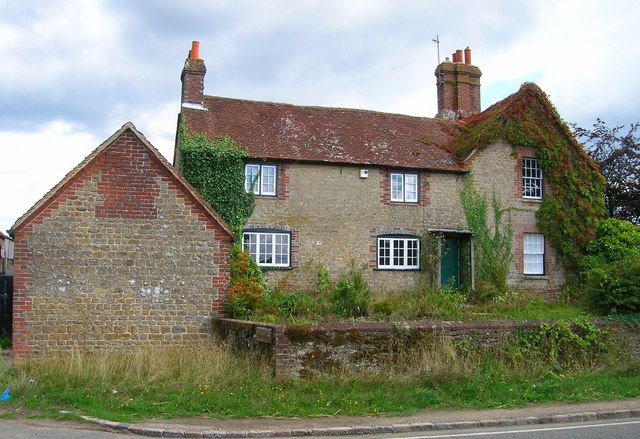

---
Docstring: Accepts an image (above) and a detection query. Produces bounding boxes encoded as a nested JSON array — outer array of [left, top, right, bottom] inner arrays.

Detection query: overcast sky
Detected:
[[1, 0, 639, 234]]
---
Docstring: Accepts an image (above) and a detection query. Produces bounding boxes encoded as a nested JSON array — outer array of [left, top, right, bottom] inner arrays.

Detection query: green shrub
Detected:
[[330, 267, 371, 317], [580, 219, 640, 272], [275, 291, 315, 322], [536, 319, 615, 371], [579, 219, 640, 315], [0, 336, 10, 350], [402, 284, 468, 320], [584, 253, 640, 314], [371, 298, 401, 317]]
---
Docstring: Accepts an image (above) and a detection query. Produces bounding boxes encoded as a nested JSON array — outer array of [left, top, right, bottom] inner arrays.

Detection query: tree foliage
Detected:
[[573, 119, 640, 225]]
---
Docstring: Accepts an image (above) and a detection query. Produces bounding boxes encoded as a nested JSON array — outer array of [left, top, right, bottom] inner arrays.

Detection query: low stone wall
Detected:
[[213, 318, 639, 379]]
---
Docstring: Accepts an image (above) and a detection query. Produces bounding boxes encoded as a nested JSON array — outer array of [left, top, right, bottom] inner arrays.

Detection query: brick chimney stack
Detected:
[[181, 41, 206, 109], [434, 47, 481, 118]]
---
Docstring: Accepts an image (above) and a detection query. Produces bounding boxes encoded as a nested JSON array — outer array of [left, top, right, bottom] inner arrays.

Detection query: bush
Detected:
[[401, 284, 468, 320], [330, 267, 371, 317], [583, 253, 640, 314], [580, 218, 640, 272], [226, 250, 264, 319], [274, 291, 315, 322], [371, 298, 402, 317], [579, 219, 640, 314]]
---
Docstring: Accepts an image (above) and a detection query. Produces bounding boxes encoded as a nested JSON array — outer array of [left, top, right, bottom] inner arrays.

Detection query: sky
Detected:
[[1, 0, 640, 234]]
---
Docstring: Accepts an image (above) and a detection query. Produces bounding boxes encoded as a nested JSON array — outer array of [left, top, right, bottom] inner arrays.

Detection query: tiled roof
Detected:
[[181, 96, 466, 172]]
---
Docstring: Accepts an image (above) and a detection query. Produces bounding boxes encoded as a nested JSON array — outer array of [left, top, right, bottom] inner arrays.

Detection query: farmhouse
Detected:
[[10, 122, 233, 358], [176, 42, 592, 294]]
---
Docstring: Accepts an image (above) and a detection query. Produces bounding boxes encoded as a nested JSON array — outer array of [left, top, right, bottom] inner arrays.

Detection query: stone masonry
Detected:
[[250, 140, 566, 293], [214, 318, 640, 379], [11, 123, 233, 359]]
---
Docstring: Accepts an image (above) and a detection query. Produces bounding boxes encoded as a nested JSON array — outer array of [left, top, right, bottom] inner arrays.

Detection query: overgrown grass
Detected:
[[0, 331, 637, 422], [229, 261, 590, 324], [229, 282, 589, 324]]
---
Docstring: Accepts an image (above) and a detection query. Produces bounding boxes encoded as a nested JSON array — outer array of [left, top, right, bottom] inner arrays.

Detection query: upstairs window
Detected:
[[242, 231, 290, 268], [378, 236, 420, 270], [522, 158, 543, 199], [390, 172, 418, 203], [245, 164, 276, 196], [523, 233, 545, 275]]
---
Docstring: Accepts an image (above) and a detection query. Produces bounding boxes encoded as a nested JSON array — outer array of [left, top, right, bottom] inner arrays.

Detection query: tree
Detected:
[[573, 119, 640, 225]]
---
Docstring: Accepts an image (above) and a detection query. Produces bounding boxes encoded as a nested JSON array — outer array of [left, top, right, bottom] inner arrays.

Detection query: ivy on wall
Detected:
[[429, 83, 606, 267], [460, 171, 513, 295], [178, 123, 255, 235], [178, 123, 263, 316]]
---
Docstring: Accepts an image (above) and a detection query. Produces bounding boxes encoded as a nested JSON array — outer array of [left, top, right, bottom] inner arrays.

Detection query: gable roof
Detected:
[[181, 96, 466, 172], [442, 83, 580, 163], [11, 122, 234, 238]]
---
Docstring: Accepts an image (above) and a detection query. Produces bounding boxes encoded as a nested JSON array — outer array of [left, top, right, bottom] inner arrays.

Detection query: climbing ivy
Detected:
[[460, 172, 513, 296], [179, 123, 264, 315], [178, 123, 255, 235], [430, 83, 606, 267]]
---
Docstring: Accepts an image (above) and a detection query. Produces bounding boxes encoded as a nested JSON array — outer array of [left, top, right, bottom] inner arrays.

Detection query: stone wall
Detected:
[[12, 128, 232, 359], [249, 140, 567, 294], [249, 162, 466, 293], [470, 142, 567, 293], [214, 318, 640, 379]]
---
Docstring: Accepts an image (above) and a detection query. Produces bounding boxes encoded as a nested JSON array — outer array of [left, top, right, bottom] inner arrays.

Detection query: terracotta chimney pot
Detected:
[[464, 47, 471, 65], [190, 41, 200, 59], [456, 49, 463, 63]]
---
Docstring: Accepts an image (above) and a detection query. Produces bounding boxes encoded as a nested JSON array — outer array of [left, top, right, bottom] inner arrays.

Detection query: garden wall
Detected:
[[213, 318, 640, 379]]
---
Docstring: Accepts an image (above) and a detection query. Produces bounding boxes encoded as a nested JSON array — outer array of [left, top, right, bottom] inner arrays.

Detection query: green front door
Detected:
[[441, 238, 460, 288]]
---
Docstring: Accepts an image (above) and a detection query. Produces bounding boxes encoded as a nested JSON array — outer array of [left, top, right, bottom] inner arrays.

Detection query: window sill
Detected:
[[523, 274, 547, 279], [374, 268, 421, 272], [259, 266, 293, 272]]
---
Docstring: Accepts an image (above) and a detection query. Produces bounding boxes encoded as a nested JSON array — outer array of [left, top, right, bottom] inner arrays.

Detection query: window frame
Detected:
[[523, 233, 545, 275], [245, 163, 277, 196], [377, 235, 420, 270], [242, 230, 290, 268], [522, 158, 543, 200], [390, 172, 419, 203]]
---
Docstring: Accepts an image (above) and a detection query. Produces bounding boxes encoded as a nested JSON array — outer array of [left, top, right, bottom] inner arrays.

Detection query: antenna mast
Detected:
[[432, 35, 440, 65]]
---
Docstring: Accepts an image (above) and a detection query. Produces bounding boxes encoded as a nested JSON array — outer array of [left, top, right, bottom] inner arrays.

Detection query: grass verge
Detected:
[[0, 336, 638, 422]]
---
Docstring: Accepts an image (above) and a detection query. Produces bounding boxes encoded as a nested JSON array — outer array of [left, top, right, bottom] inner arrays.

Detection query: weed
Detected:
[[330, 266, 371, 317]]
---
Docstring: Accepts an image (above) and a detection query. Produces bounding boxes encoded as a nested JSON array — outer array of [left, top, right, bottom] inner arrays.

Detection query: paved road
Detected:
[[1, 418, 640, 438], [0, 422, 128, 438], [1, 398, 639, 438], [310, 418, 640, 439]]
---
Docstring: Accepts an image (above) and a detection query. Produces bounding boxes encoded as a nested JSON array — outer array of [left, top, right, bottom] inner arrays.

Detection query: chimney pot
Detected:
[[190, 41, 200, 59], [456, 49, 463, 63], [464, 47, 471, 65]]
